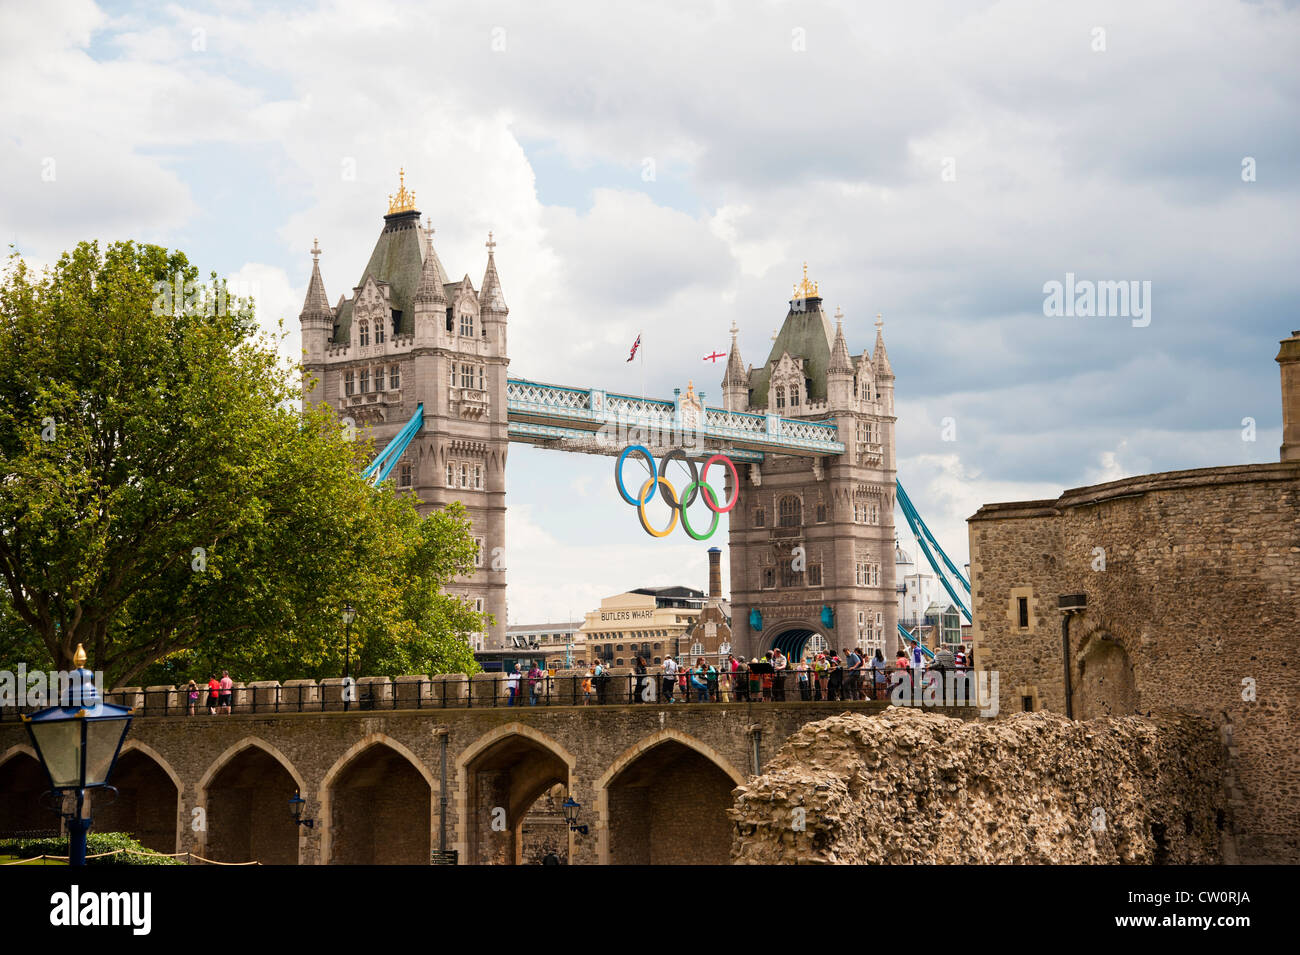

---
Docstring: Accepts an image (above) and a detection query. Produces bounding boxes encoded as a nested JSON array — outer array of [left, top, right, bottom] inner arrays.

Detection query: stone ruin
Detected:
[[729, 707, 1229, 864]]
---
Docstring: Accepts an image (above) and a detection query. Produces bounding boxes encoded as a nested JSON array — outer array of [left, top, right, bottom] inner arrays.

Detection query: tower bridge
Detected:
[[299, 174, 903, 662]]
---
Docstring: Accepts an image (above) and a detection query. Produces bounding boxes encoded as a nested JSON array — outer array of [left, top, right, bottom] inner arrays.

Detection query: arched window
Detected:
[[778, 495, 801, 527], [805, 634, 829, 658], [774, 386, 785, 410], [790, 386, 800, 407], [358, 321, 369, 347], [375, 321, 386, 345], [460, 313, 473, 337], [690, 642, 705, 659]]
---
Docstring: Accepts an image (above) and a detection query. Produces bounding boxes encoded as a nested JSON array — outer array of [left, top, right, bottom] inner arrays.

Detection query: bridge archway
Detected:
[[1072, 629, 1139, 720], [597, 729, 744, 865], [764, 620, 832, 663], [198, 738, 305, 865], [93, 742, 182, 853], [320, 735, 434, 865], [0, 745, 50, 836], [456, 723, 575, 865]]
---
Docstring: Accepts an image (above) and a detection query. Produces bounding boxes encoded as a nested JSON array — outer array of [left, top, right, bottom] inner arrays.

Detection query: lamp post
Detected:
[[560, 796, 589, 835], [288, 790, 314, 828], [21, 645, 133, 866], [342, 605, 356, 712]]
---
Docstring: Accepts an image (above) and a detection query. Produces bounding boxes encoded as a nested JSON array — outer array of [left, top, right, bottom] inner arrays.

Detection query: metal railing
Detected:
[[0, 667, 983, 719]]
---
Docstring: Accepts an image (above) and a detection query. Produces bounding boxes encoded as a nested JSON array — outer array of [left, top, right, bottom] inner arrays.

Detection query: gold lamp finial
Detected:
[[387, 168, 417, 215], [73, 644, 87, 668]]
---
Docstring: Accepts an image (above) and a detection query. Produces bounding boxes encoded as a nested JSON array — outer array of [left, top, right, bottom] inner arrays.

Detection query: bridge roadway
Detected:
[[505, 377, 845, 461], [0, 697, 974, 865]]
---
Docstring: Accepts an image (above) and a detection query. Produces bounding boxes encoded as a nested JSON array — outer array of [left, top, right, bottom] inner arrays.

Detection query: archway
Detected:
[[766, 624, 829, 663], [93, 746, 181, 853], [599, 731, 744, 865], [1072, 632, 1138, 720], [201, 740, 303, 865], [323, 739, 433, 865], [457, 725, 574, 865], [0, 747, 52, 836]]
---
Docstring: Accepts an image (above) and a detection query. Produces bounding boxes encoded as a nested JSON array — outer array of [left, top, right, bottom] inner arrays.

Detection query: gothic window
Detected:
[[816, 503, 827, 523], [869, 503, 879, 524], [853, 375, 858, 398], [477, 365, 485, 391], [865, 423, 875, 444], [781, 565, 801, 588], [474, 465, 483, 490], [763, 567, 775, 589], [399, 463, 412, 488], [445, 309, 454, 332], [473, 537, 485, 568], [446, 463, 455, 487], [359, 321, 370, 347], [460, 313, 473, 337], [390, 365, 400, 390], [360, 368, 369, 393], [855, 561, 868, 586], [344, 371, 355, 397], [754, 508, 765, 527], [375, 321, 386, 345], [790, 387, 800, 407], [775, 387, 785, 410], [460, 464, 469, 488], [389, 310, 400, 336], [778, 495, 801, 528], [449, 363, 456, 387], [808, 564, 823, 586], [461, 365, 473, 388], [375, 367, 385, 391]]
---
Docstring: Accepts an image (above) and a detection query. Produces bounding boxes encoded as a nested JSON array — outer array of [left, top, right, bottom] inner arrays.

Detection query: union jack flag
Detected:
[[627, 333, 641, 362]]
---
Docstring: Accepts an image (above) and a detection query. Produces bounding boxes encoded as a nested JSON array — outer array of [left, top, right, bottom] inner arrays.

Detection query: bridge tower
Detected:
[[298, 172, 509, 650], [721, 266, 898, 663]]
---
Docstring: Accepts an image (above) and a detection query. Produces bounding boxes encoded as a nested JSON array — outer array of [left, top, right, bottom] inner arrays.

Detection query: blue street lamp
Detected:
[[561, 796, 588, 835], [21, 644, 133, 866]]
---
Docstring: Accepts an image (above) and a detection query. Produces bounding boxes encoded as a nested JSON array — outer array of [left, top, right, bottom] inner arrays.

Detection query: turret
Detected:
[[872, 313, 894, 415], [480, 232, 508, 356], [413, 221, 446, 346], [722, 320, 748, 411], [299, 238, 332, 405], [827, 307, 854, 411]]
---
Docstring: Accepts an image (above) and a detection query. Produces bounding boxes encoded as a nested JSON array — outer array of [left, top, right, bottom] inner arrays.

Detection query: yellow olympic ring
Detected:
[[636, 476, 679, 538]]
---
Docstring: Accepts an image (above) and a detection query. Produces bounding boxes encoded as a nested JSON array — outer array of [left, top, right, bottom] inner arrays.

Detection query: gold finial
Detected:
[[73, 644, 87, 668], [387, 168, 417, 215], [310, 238, 321, 264], [794, 261, 819, 299]]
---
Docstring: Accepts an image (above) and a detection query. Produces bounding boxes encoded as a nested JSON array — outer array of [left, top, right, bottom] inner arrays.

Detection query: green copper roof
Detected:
[[332, 210, 450, 342], [748, 297, 834, 408]]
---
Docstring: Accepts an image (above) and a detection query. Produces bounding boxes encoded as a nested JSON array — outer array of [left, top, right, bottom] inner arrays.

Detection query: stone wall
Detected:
[[967, 461, 1300, 862], [729, 708, 1226, 864]]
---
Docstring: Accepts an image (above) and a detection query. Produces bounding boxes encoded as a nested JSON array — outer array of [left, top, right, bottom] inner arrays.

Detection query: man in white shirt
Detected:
[[662, 656, 678, 702]]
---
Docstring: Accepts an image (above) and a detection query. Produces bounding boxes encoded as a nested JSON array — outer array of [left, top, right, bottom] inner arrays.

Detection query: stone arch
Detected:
[[597, 729, 744, 865], [1071, 625, 1139, 720], [762, 617, 832, 663], [0, 744, 49, 836], [94, 742, 183, 853], [455, 723, 576, 865], [319, 734, 435, 865], [198, 737, 306, 865]]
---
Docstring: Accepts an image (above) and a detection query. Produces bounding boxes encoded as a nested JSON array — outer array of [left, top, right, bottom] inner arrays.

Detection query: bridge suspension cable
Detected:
[[362, 403, 424, 484], [895, 478, 971, 623]]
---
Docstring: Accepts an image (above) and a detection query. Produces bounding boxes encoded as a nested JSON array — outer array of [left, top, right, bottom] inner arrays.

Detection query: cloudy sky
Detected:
[[3, 0, 1297, 626]]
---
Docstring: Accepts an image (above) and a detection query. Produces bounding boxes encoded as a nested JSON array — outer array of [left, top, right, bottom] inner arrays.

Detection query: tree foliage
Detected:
[[0, 241, 485, 686]]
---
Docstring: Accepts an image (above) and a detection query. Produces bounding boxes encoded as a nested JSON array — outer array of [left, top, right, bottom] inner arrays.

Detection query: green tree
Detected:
[[0, 241, 485, 686]]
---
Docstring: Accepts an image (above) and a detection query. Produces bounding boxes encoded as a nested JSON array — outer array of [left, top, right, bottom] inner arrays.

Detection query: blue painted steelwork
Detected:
[[897, 623, 937, 660], [896, 478, 971, 622], [506, 377, 843, 458], [362, 403, 424, 484]]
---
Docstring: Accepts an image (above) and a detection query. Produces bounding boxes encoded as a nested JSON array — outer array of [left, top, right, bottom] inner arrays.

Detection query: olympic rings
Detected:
[[614, 445, 739, 540]]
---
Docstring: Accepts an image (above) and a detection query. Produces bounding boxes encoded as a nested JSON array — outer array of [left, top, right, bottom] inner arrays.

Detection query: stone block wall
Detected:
[[968, 461, 1300, 862]]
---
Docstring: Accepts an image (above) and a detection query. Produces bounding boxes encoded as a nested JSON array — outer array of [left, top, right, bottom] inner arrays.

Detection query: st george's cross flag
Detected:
[[627, 333, 642, 362]]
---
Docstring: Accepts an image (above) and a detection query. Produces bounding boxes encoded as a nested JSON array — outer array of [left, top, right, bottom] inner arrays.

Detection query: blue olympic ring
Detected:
[[614, 446, 739, 540]]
